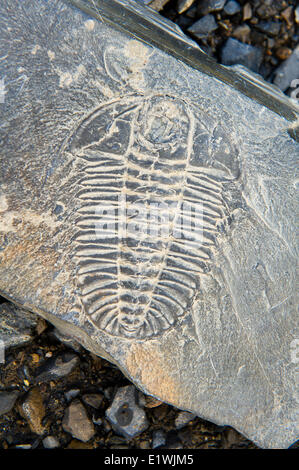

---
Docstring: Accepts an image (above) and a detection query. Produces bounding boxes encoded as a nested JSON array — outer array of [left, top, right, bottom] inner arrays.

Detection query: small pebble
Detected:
[[255, 21, 281, 37], [82, 393, 104, 409], [144, 395, 163, 408], [273, 46, 299, 92], [35, 352, 79, 383], [152, 429, 166, 448], [67, 440, 94, 449], [281, 6, 293, 28], [0, 391, 19, 416], [143, 0, 170, 11], [232, 24, 251, 43], [92, 416, 103, 426], [139, 440, 151, 449], [177, 0, 195, 15], [221, 37, 263, 73], [198, 0, 226, 15], [106, 385, 148, 439], [242, 2, 252, 21], [223, 0, 241, 16], [63, 400, 95, 442], [175, 411, 196, 429], [65, 388, 80, 402], [19, 387, 46, 435], [43, 436, 60, 449], [275, 47, 292, 61], [256, 4, 276, 20], [187, 14, 218, 39]]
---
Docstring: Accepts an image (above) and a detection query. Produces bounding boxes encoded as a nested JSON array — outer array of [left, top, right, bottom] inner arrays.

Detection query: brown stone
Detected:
[[19, 387, 46, 435]]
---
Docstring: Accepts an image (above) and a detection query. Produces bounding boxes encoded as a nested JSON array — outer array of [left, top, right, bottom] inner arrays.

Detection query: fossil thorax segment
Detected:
[[67, 94, 227, 339]]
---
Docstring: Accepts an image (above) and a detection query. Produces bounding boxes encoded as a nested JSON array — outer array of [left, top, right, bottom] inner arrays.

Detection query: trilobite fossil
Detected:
[[66, 93, 232, 339]]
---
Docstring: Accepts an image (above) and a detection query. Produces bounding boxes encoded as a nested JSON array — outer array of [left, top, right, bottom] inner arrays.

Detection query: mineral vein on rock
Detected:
[[67, 94, 229, 339]]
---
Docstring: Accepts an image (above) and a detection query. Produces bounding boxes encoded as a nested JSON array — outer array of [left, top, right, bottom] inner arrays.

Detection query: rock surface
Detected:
[[0, 0, 298, 449]]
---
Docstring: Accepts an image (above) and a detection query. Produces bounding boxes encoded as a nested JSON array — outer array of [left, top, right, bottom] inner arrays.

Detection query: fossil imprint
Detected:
[[67, 94, 231, 339]]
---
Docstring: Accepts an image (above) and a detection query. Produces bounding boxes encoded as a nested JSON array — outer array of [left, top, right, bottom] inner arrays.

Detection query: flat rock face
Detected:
[[0, 0, 298, 448]]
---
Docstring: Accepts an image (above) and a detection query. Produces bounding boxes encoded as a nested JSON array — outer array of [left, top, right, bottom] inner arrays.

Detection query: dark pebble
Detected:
[[273, 46, 299, 92], [198, 0, 226, 15], [0, 391, 19, 416], [223, 0, 241, 16], [35, 352, 79, 383], [187, 14, 218, 39], [221, 37, 263, 72], [105, 385, 148, 439], [255, 20, 281, 37]]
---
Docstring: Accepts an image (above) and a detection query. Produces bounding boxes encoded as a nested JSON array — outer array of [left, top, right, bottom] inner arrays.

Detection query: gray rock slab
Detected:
[[0, 0, 298, 449]]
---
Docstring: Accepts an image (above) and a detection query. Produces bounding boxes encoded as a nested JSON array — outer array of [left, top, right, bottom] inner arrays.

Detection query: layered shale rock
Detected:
[[0, 0, 298, 448]]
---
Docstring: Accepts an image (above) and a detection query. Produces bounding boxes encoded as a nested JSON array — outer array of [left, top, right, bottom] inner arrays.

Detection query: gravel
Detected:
[[160, 0, 298, 87], [0, 318, 297, 449]]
